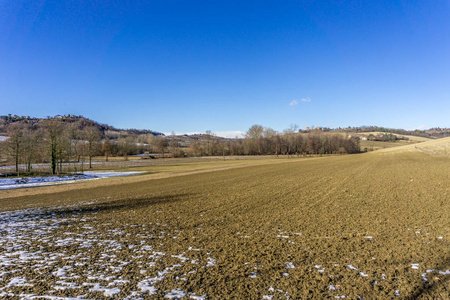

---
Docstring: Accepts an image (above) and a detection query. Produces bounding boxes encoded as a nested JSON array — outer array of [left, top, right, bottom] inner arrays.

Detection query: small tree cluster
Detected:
[[0, 118, 104, 174]]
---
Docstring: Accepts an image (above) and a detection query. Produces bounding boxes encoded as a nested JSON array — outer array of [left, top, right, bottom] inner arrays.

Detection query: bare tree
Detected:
[[264, 128, 279, 156], [65, 121, 82, 164], [117, 136, 137, 160], [83, 125, 101, 168], [169, 132, 178, 155], [246, 125, 264, 154], [157, 136, 167, 158], [187, 140, 203, 157], [219, 140, 228, 160], [42, 119, 64, 175], [288, 123, 299, 133], [145, 134, 157, 153], [102, 137, 111, 161], [22, 124, 42, 172], [5, 122, 24, 173], [205, 130, 213, 156]]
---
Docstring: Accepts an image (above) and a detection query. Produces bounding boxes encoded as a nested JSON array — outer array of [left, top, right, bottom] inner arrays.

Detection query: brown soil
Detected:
[[0, 150, 449, 299]]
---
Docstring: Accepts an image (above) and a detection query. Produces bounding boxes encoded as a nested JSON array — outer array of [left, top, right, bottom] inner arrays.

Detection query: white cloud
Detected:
[[406, 125, 428, 131], [290, 98, 311, 106], [214, 131, 246, 138], [162, 131, 201, 136], [163, 131, 246, 139], [290, 99, 299, 106]]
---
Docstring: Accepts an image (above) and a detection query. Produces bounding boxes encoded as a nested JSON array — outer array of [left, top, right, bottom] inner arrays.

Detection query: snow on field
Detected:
[[0, 171, 144, 190], [285, 262, 295, 269], [0, 202, 448, 298], [0, 204, 217, 299]]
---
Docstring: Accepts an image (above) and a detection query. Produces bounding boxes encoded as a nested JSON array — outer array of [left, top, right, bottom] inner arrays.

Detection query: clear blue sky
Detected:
[[1, 1, 449, 136]]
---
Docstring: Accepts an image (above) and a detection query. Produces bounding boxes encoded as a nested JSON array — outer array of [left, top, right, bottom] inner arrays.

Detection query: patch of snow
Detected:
[[346, 265, 358, 271], [52, 266, 73, 277], [0, 171, 145, 190], [206, 257, 216, 267], [5, 277, 33, 288], [190, 295, 207, 300], [314, 264, 325, 273], [172, 254, 189, 262], [286, 262, 295, 269], [188, 247, 202, 251], [165, 289, 186, 299], [19, 295, 87, 299], [89, 283, 120, 297], [137, 278, 159, 294]]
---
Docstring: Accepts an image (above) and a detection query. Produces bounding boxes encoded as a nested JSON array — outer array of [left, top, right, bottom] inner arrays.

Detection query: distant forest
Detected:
[[1, 114, 448, 175]]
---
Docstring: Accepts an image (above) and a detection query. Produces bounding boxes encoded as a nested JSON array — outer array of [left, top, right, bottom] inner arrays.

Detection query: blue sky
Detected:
[[1, 1, 449, 137]]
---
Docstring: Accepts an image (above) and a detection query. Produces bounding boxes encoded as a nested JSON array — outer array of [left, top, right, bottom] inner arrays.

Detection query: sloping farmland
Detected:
[[0, 141, 449, 299]]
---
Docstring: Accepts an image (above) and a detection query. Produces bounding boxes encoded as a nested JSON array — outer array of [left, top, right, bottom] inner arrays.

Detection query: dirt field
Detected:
[[0, 141, 449, 299], [360, 140, 412, 151]]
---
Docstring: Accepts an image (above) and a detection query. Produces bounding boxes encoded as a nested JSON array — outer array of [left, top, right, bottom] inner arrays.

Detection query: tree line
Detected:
[[0, 118, 170, 175], [197, 125, 361, 156], [0, 119, 361, 176]]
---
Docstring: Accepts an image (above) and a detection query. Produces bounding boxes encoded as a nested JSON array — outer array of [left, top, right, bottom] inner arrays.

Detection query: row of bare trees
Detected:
[[1, 120, 361, 175], [185, 125, 360, 157]]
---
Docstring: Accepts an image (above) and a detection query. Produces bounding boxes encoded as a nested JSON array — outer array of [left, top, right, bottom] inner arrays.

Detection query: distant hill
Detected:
[[1, 114, 450, 141], [330, 126, 450, 139], [0, 114, 164, 139], [298, 125, 450, 139]]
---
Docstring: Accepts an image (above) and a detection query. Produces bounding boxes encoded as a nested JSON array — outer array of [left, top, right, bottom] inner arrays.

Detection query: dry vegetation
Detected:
[[412, 138, 450, 158], [362, 132, 433, 143], [360, 140, 411, 151], [0, 139, 449, 299]]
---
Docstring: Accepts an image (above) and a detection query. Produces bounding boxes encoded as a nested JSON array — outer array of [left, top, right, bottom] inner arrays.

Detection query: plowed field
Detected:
[[0, 144, 449, 299]]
